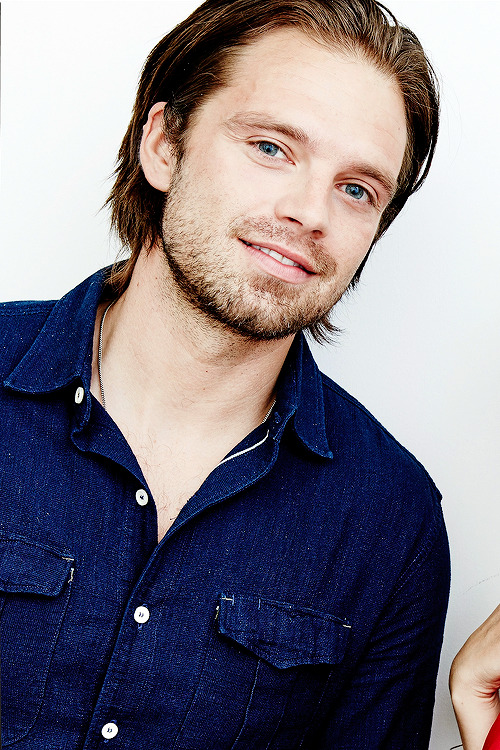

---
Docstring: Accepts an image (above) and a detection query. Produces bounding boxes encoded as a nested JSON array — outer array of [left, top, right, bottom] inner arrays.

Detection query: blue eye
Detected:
[[344, 184, 367, 201], [257, 141, 281, 157]]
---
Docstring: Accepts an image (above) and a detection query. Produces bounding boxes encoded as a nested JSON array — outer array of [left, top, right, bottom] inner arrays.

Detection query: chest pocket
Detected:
[[0, 534, 74, 746], [173, 594, 351, 750], [218, 593, 351, 668]]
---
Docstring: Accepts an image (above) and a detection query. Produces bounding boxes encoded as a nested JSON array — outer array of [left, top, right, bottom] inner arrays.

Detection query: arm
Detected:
[[450, 604, 500, 750], [313, 509, 450, 748]]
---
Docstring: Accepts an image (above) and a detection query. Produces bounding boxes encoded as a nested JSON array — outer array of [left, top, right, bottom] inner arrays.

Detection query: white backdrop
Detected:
[[2, 1, 500, 746]]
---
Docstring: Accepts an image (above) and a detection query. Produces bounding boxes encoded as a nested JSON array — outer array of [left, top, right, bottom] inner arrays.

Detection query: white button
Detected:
[[101, 722, 118, 739], [134, 605, 150, 624], [74, 386, 84, 404], [135, 489, 149, 506]]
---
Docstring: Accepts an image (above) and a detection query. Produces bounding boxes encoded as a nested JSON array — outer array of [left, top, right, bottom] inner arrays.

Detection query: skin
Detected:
[[155, 30, 407, 340], [91, 29, 407, 540], [450, 604, 500, 749]]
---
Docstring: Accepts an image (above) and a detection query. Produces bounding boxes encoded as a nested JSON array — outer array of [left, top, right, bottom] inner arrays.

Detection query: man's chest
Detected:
[[0, 402, 435, 750], [131, 442, 214, 540], [0, 463, 362, 750], [117, 416, 271, 541], [135, 450, 207, 542]]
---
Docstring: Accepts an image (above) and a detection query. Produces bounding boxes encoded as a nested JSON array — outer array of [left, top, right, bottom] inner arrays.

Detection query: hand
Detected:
[[450, 604, 500, 750]]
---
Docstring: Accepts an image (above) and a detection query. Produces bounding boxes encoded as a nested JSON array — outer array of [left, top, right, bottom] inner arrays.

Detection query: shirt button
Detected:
[[134, 605, 150, 624], [101, 722, 118, 739], [135, 489, 149, 506], [74, 386, 85, 404]]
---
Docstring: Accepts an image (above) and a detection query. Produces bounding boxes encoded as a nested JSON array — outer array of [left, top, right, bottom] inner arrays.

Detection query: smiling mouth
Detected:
[[240, 240, 310, 271]]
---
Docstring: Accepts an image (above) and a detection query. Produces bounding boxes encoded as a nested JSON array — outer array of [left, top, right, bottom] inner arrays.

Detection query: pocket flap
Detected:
[[0, 535, 74, 596], [217, 593, 351, 669]]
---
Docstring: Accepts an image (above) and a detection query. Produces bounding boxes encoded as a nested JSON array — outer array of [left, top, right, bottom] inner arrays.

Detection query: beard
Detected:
[[160, 163, 350, 341]]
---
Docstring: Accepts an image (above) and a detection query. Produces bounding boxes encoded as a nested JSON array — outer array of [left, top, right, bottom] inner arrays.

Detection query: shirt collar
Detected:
[[5, 268, 105, 394], [274, 334, 333, 459], [5, 267, 332, 459]]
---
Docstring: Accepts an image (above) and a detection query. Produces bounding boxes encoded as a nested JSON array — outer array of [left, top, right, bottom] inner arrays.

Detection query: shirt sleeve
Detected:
[[310, 505, 450, 749]]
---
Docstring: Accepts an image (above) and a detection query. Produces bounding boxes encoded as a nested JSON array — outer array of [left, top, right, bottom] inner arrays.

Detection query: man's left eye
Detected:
[[343, 184, 369, 201], [257, 141, 283, 158]]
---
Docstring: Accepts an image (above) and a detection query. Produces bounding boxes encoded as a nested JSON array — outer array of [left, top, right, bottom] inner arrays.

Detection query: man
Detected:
[[0, 0, 449, 747]]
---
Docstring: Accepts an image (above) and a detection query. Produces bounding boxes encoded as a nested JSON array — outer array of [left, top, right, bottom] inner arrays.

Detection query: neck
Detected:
[[91, 248, 294, 439]]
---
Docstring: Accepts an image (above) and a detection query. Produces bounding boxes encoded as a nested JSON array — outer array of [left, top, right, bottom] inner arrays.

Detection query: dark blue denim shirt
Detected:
[[0, 270, 450, 749]]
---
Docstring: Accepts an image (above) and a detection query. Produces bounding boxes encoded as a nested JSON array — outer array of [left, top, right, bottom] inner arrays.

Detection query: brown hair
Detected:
[[106, 0, 439, 340]]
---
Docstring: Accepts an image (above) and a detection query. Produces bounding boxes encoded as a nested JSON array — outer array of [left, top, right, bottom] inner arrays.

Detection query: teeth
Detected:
[[247, 242, 301, 268]]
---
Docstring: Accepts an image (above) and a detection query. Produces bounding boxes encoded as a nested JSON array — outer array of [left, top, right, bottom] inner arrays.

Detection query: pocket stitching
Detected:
[[2, 566, 75, 747], [219, 594, 351, 668]]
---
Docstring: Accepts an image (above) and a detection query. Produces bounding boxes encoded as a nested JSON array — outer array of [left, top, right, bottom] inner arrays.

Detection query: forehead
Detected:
[[190, 28, 407, 179]]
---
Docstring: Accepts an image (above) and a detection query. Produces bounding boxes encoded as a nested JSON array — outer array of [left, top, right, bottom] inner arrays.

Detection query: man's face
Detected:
[[160, 28, 407, 340]]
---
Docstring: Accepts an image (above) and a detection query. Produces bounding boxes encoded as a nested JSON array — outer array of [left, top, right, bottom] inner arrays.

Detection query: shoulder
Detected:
[[0, 299, 55, 321], [0, 300, 56, 377], [319, 370, 442, 510], [316, 371, 449, 584]]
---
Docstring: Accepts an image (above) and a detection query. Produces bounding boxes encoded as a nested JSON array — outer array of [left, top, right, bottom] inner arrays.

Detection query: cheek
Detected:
[[217, 147, 286, 207], [331, 219, 378, 263], [198, 156, 255, 212]]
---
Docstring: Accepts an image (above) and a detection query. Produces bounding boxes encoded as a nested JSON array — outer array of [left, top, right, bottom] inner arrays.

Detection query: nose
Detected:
[[274, 172, 330, 237]]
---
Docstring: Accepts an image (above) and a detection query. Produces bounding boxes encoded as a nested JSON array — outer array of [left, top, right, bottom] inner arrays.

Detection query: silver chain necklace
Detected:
[[98, 300, 275, 424], [97, 301, 115, 412]]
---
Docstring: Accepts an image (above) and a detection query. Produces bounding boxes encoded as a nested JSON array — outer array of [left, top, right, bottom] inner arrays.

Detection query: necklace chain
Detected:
[[97, 301, 115, 412], [260, 400, 276, 424], [97, 301, 275, 424]]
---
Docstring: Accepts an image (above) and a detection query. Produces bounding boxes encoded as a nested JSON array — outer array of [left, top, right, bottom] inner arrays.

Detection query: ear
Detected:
[[140, 102, 176, 191]]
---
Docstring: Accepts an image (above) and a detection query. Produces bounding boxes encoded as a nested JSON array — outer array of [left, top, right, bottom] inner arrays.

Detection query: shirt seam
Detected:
[[0, 303, 55, 316], [387, 503, 448, 602]]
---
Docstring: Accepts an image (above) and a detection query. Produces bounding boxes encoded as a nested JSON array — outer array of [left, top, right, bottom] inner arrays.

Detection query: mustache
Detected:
[[229, 217, 334, 275]]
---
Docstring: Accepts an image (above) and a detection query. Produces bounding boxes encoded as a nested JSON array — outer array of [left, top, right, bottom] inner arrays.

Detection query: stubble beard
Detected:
[[160, 165, 349, 341]]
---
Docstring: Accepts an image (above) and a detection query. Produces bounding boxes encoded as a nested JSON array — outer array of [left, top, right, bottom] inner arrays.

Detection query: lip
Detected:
[[239, 238, 315, 274]]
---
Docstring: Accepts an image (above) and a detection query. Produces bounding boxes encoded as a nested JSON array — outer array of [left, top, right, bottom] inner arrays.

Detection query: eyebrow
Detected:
[[224, 111, 399, 202], [224, 112, 319, 150], [348, 162, 398, 202]]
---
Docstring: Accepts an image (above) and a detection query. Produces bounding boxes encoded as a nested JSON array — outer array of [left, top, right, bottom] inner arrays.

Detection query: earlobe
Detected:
[[140, 102, 175, 191]]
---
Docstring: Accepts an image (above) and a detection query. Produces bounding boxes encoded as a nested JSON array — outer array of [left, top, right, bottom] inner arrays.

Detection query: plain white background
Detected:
[[2, 1, 500, 746]]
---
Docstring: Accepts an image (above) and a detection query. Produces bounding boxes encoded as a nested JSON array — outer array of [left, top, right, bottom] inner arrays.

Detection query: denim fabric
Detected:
[[0, 269, 450, 749]]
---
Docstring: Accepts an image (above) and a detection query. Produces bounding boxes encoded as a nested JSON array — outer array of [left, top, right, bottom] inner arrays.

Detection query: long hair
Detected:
[[106, 0, 439, 341]]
